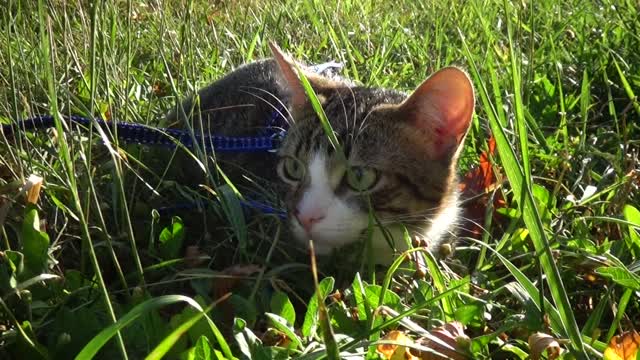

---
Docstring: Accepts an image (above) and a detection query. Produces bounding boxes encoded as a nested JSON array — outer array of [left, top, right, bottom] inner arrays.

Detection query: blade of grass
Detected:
[[76, 294, 233, 360], [579, 69, 591, 151], [461, 20, 589, 357], [37, 1, 128, 358], [296, 66, 343, 155], [145, 295, 231, 360], [308, 241, 340, 360], [612, 56, 640, 116]]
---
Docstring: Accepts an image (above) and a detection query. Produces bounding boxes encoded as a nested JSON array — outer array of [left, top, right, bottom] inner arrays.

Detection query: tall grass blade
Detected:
[[75, 295, 232, 359], [461, 21, 589, 357], [36, 0, 128, 358]]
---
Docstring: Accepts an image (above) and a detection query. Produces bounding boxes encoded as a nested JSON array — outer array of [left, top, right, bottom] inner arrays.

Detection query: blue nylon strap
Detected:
[[0, 61, 345, 153], [155, 199, 287, 219], [1, 115, 280, 153]]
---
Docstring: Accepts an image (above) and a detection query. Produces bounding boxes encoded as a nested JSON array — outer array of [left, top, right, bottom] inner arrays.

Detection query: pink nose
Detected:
[[295, 208, 326, 233]]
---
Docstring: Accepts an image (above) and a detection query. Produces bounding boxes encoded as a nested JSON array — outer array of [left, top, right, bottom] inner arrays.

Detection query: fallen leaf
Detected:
[[529, 332, 562, 360], [604, 330, 640, 360], [212, 264, 264, 300], [22, 174, 44, 204], [459, 136, 506, 238], [416, 321, 470, 360], [262, 328, 292, 348], [377, 330, 420, 360], [459, 136, 498, 195], [184, 245, 208, 268]]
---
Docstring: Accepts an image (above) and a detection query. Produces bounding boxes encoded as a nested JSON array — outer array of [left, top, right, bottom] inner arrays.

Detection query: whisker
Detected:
[[239, 86, 294, 126]]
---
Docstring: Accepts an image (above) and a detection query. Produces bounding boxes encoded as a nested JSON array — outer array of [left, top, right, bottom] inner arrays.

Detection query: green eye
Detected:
[[280, 157, 305, 181], [346, 167, 379, 191]]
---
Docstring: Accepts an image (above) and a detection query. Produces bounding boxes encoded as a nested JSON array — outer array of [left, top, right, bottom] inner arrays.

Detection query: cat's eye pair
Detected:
[[278, 156, 305, 182], [278, 156, 379, 191], [346, 166, 379, 192]]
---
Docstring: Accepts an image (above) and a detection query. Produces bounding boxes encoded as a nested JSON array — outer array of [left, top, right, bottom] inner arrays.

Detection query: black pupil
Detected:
[[353, 168, 363, 181]]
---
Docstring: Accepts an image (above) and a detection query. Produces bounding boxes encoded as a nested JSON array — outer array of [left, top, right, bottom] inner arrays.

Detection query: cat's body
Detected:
[[168, 44, 475, 263]]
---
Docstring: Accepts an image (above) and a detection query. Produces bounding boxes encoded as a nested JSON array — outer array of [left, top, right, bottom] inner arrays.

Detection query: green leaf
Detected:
[[350, 273, 369, 321], [613, 57, 640, 115], [270, 291, 295, 326], [230, 294, 257, 328], [297, 67, 343, 156], [265, 313, 302, 349], [193, 336, 213, 360], [532, 184, 555, 223], [454, 303, 484, 326], [169, 296, 216, 347], [233, 318, 270, 360], [623, 205, 640, 246], [595, 266, 640, 290], [233, 318, 255, 360], [158, 216, 185, 260], [0, 251, 23, 292], [21, 207, 50, 277], [301, 277, 334, 338], [14, 320, 49, 360], [364, 285, 401, 312], [217, 184, 248, 251], [461, 23, 588, 357]]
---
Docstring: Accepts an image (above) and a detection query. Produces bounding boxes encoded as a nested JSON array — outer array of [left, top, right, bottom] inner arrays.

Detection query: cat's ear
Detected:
[[269, 42, 308, 111], [269, 42, 344, 113], [398, 67, 475, 160]]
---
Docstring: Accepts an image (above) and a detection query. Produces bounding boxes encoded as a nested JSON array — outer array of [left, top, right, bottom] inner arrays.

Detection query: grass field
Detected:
[[1, 0, 639, 359]]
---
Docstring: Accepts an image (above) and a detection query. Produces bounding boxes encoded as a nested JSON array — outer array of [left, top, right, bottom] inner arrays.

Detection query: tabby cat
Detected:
[[168, 43, 475, 264]]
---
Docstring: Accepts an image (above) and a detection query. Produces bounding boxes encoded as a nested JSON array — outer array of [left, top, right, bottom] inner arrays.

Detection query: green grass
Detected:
[[1, 0, 639, 359]]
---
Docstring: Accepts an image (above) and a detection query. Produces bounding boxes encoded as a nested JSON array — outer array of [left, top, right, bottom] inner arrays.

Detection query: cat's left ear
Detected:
[[269, 42, 345, 113], [399, 67, 475, 160]]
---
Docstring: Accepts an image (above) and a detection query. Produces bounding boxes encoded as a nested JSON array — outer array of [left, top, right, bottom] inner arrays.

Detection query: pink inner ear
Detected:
[[401, 67, 475, 158]]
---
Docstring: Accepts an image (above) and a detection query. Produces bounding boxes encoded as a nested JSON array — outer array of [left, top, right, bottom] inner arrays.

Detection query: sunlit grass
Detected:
[[0, 0, 638, 359]]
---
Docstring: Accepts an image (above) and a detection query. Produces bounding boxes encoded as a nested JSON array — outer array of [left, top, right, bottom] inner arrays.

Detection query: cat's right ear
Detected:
[[269, 42, 344, 114], [270, 42, 310, 113], [398, 67, 475, 161]]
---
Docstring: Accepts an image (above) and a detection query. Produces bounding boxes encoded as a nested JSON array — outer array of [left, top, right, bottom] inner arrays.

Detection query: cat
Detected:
[[167, 43, 475, 264]]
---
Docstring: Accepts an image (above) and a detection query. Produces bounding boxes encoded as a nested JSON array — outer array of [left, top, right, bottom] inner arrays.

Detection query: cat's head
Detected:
[[269, 43, 475, 257]]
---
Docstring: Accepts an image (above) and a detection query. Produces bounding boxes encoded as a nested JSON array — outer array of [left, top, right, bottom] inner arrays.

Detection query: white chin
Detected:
[[290, 223, 362, 255]]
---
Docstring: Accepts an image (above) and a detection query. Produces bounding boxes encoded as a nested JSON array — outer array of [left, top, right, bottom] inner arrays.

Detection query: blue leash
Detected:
[[0, 114, 283, 153], [0, 114, 288, 218], [0, 61, 344, 219]]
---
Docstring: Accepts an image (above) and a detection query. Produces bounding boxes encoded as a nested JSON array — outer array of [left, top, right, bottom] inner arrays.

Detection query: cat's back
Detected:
[[168, 59, 289, 135]]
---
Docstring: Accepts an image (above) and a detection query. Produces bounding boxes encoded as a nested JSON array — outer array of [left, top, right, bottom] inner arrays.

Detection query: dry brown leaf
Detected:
[[184, 245, 208, 268], [377, 330, 420, 360], [23, 174, 43, 204], [528, 332, 562, 360], [604, 330, 640, 360], [458, 136, 506, 239], [212, 264, 264, 300], [416, 322, 470, 360]]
